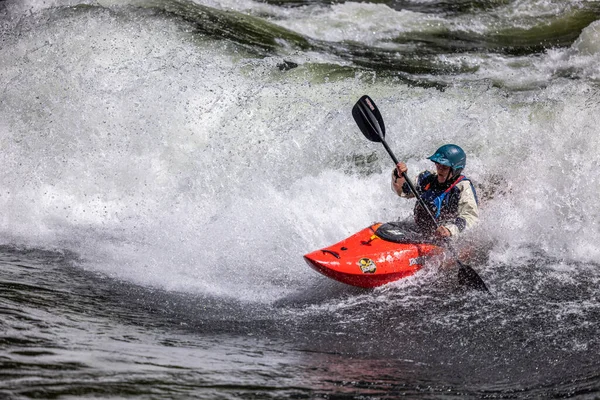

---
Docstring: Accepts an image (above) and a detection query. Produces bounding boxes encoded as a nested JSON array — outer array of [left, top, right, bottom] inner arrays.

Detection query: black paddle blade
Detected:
[[457, 262, 489, 292], [352, 95, 385, 143]]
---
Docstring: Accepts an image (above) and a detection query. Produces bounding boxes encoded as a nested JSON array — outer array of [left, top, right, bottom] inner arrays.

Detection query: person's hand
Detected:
[[435, 226, 451, 238], [392, 162, 408, 196], [395, 162, 407, 178], [392, 162, 407, 194]]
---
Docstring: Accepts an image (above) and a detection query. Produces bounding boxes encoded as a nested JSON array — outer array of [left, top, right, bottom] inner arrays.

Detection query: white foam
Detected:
[[1, 2, 600, 301]]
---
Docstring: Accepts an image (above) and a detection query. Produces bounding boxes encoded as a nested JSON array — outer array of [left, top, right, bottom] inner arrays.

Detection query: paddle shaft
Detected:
[[381, 138, 440, 225]]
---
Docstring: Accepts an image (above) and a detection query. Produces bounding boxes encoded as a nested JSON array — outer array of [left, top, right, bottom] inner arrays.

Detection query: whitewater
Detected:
[[1, 0, 599, 398]]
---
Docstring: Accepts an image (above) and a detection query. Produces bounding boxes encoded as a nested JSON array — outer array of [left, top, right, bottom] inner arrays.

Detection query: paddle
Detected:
[[352, 95, 489, 292]]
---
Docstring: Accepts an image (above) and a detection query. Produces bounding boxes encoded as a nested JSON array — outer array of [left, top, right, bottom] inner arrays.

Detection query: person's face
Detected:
[[435, 162, 452, 183]]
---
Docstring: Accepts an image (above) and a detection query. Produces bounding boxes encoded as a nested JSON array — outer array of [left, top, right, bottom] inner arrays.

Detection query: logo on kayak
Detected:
[[358, 258, 376, 274]]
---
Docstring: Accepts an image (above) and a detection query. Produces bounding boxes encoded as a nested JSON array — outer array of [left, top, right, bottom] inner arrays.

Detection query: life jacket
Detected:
[[412, 171, 477, 233]]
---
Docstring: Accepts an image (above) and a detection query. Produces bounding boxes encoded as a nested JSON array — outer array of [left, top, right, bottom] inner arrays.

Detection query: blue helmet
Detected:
[[427, 144, 466, 177]]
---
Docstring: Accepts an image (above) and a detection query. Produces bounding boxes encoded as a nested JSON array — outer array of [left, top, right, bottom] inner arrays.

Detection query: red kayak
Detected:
[[304, 222, 445, 288]]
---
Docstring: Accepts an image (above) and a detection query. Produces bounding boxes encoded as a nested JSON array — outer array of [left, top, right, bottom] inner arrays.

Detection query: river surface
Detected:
[[1, 0, 600, 398]]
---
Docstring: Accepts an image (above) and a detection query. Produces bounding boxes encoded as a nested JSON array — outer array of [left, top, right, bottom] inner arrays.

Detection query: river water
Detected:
[[1, 0, 599, 398]]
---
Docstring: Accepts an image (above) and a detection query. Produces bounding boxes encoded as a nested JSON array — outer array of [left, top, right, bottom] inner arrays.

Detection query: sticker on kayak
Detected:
[[358, 258, 376, 274]]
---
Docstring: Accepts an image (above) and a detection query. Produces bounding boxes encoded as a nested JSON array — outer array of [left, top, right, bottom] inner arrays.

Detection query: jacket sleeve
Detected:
[[443, 180, 479, 236]]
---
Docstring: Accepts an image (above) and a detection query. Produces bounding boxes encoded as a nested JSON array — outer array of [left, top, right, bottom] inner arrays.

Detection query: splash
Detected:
[[1, 1, 600, 302]]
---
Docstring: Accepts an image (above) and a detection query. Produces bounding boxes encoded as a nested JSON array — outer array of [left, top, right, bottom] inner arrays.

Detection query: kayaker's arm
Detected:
[[443, 181, 479, 236]]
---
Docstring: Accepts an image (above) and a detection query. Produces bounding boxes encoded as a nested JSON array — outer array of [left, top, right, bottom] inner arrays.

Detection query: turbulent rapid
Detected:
[[1, 0, 599, 398]]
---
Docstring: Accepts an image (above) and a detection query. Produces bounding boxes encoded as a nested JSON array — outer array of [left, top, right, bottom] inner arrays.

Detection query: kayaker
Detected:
[[391, 144, 479, 238]]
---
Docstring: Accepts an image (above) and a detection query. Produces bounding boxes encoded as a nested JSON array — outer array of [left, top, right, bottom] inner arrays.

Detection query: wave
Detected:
[[1, 0, 600, 303], [5, 0, 600, 80]]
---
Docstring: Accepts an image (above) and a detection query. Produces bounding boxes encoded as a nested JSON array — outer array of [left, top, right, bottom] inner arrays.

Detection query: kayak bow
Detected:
[[304, 223, 444, 288]]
